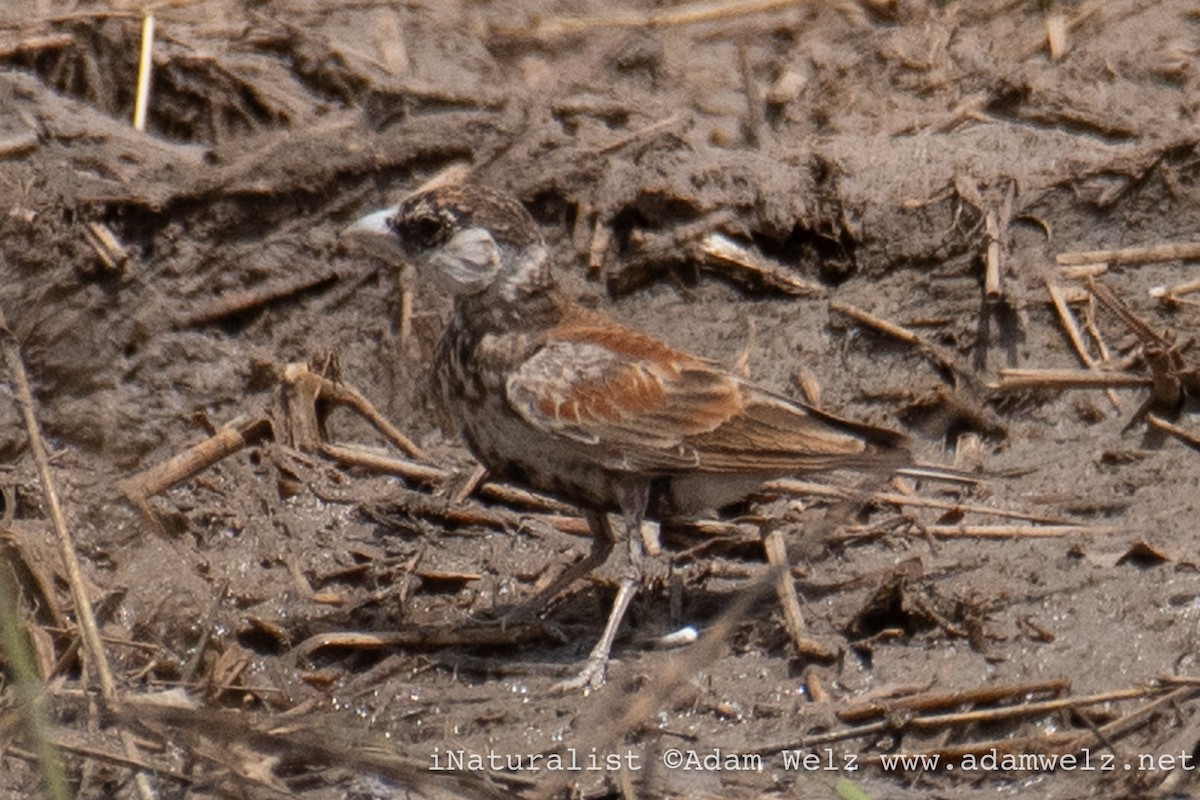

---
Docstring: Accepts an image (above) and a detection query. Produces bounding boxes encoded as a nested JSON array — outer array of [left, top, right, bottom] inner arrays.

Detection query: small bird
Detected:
[[348, 185, 913, 690]]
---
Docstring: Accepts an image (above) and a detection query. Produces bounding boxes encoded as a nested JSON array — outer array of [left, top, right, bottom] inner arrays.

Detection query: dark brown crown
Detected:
[[392, 185, 543, 254]]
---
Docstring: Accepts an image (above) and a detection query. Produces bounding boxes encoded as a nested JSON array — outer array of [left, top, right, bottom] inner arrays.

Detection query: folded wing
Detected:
[[506, 323, 910, 475]]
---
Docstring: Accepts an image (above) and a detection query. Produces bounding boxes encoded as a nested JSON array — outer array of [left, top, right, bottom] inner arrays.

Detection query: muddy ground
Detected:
[[3, 1, 1200, 798]]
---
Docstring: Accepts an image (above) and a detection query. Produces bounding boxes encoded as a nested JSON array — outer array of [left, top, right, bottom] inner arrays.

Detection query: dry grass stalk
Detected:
[[132, 14, 155, 131], [699, 232, 822, 296], [503, 0, 807, 41], [836, 679, 1070, 723], [1147, 414, 1200, 452], [593, 113, 686, 155], [1150, 275, 1200, 306], [837, 523, 1114, 541], [768, 478, 1076, 525], [0, 306, 155, 800], [1061, 685, 1200, 754], [984, 209, 1003, 301], [1057, 263, 1108, 280], [180, 270, 340, 327], [995, 368, 1151, 390], [1046, 13, 1069, 60], [119, 417, 272, 501], [587, 214, 611, 276], [1045, 278, 1121, 409], [81, 222, 129, 272], [282, 362, 426, 458], [762, 528, 833, 660], [1057, 241, 1200, 267], [319, 442, 570, 513], [782, 684, 1168, 750]]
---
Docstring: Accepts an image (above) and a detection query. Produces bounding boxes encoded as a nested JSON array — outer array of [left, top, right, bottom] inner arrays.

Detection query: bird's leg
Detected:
[[553, 482, 649, 692], [511, 510, 615, 621], [494, 511, 613, 628]]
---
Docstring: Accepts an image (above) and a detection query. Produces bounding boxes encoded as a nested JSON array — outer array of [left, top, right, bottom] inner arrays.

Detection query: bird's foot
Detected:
[[550, 575, 639, 693], [551, 653, 611, 693], [474, 604, 566, 637]]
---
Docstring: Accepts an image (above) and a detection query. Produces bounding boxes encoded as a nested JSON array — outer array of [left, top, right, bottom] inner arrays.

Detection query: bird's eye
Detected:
[[403, 215, 448, 249]]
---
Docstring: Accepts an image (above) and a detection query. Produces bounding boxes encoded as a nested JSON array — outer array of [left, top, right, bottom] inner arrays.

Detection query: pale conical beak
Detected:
[[342, 208, 402, 260]]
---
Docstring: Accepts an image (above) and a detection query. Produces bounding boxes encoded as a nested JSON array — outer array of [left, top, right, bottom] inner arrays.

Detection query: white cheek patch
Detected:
[[427, 227, 500, 293]]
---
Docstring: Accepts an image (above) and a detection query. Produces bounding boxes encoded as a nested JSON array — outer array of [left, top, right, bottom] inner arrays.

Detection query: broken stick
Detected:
[[994, 368, 1151, 390], [1057, 241, 1200, 267], [119, 417, 273, 501], [180, 270, 339, 328]]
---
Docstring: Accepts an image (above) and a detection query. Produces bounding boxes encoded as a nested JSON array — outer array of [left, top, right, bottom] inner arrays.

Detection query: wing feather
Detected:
[[506, 323, 909, 474]]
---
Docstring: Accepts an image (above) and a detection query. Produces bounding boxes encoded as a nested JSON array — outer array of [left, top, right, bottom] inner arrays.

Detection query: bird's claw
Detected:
[[551, 656, 609, 693]]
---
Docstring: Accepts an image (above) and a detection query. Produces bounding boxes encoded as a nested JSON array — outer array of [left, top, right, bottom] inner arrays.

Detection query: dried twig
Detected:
[[132, 14, 155, 132], [762, 529, 832, 660], [119, 417, 272, 502], [7, 738, 189, 785], [1045, 280, 1095, 368], [179, 270, 339, 328], [0, 306, 156, 800], [737, 41, 762, 147], [1088, 279, 1169, 347], [1061, 685, 1200, 753], [698, 232, 822, 295], [293, 623, 554, 662], [890, 91, 989, 136], [362, 483, 528, 531], [587, 214, 611, 277], [81, 222, 130, 272], [1057, 241, 1200, 267], [397, 285, 413, 345], [1149, 275, 1200, 307], [831, 299, 923, 347], [775, 684, 1166, 750], [319, 442, 570, 513], [1079, 294, 1115, 369], [830, 301, 1006, 433], [835, 523, 1113, 541], [1156, 675, 1200, 687], [1045, 12, 1069, 60], [1090, 279, 1196, 418], [0, 33, 75, 60], [282, 362, 426, 459], [836, 679, 1070, 723], [856, 732, 1064, 766], [119, 699, 517, 799], [768, 479, 1076, 525], [994, 368, 1151, 390], [829, 300, 965, 381], [1045, 278, 1121, 409], [498, 0, 806, 41], [984, 210, 1003, 302], [451, 464, 489, 505], [592, 113, 686, 155], [1057, 263, 1108, 280], [1147, 414, 1200, 452]]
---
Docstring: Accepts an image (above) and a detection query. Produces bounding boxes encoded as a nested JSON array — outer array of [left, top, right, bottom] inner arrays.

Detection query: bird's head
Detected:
[[345, 185, 551, 299]]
